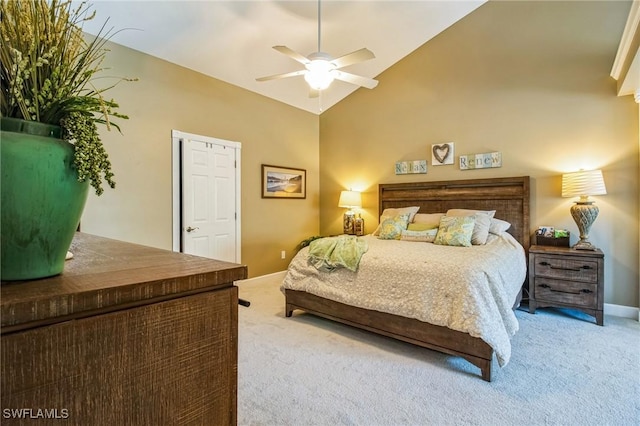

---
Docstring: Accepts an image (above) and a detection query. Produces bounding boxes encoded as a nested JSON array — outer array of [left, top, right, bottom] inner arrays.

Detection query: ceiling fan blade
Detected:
[[309, 88, 320, 98], [331, 48, 375, 69], [273, 46, 310, 65], [256, 69, 307, 82], [334, 71, 378, 89]]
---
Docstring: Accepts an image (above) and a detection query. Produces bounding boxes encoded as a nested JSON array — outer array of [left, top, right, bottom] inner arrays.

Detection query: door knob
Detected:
[[186, 226, 199, 233]]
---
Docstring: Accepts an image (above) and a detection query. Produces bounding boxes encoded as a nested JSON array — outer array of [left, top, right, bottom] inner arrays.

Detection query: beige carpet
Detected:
[[237, 275, 639, 426]]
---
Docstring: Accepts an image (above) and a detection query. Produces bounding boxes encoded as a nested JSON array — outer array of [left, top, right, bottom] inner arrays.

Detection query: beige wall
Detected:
[[320, 1, 639, 307], [81, 1, 638, 307], [82, 43, 319, 278]]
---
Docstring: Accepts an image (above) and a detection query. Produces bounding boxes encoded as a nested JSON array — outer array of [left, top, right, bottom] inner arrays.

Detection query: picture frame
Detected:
[[431, 142, 454, 165], [261, 164, 306, 199]]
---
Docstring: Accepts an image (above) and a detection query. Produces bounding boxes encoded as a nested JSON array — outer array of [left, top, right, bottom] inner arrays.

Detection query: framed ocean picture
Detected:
[[261, 164, 306, 199]]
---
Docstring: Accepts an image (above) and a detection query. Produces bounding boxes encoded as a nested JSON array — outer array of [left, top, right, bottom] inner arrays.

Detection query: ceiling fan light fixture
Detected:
[[304, 59, 335, 90], [256, 0, 377, 95]]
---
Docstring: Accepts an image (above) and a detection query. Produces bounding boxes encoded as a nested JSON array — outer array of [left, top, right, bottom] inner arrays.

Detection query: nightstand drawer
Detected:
[[528, 246, 604, 325], [534, 256, 598, 283], [534, 278, 597, 307]]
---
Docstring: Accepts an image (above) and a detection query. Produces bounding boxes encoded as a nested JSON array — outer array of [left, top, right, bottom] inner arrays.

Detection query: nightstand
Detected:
[[528, 245, 604, 325]]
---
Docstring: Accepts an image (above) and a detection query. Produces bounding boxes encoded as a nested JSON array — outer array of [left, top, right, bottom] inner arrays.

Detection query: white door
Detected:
[[172, 131, 241, 263]]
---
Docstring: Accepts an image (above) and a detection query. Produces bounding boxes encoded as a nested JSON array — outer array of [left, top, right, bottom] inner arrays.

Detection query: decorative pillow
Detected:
[[373, 206, 420, 235], [407, 222, 438, 231], [412, 213, 444, 229], [434, 216, 475, 247], [377, 214, 410, 240], [446, 209, 496, 245], [400, 228, 438, 242], [489, 218, 511, 235], [446, 208, 496, 218]]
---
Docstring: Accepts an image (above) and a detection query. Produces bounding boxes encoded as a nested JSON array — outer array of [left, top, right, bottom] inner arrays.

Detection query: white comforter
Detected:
[[281, 232, 527, 366]]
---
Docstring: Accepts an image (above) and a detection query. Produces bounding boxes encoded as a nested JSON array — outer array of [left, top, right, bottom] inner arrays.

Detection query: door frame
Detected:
[[171, 130, 242, 262]]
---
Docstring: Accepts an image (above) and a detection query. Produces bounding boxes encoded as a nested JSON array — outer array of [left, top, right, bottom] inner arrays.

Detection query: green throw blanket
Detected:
[[307, 235, 368, 272]]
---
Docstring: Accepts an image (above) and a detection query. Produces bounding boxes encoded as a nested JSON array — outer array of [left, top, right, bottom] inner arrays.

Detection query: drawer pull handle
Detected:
[[538, 284, 593, 295], [539, 262, 592, 272], [550, 266, 583, 272]]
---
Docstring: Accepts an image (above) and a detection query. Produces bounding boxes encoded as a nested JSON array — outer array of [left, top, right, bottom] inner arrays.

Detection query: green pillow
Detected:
[[407, 222, 438, 231], [378, 214, 410, 240], [434, 216, 475, 247], [400, 228, 438, 242]]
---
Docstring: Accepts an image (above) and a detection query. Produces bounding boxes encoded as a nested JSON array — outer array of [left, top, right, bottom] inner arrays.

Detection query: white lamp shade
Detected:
[[338, 190, 362, 208], [561, 169, 607, 198]]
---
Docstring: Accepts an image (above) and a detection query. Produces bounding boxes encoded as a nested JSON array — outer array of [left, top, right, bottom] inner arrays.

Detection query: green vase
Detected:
[[1, 117, 89, 281]]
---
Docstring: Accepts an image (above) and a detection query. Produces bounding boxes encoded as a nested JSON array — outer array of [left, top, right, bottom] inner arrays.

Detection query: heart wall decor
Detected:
[[431, 143, 454, 165]]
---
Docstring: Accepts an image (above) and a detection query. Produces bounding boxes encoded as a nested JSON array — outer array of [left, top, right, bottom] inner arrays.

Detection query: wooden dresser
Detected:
[[1, 233, 247, 425], [528, 245, 604, 325]]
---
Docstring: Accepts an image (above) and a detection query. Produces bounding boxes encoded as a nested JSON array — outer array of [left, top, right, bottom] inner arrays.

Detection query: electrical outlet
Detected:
[[281, 250, 286, 259]]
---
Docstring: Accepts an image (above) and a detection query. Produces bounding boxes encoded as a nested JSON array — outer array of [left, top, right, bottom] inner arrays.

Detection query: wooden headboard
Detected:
[[379, 176, 530, 248]]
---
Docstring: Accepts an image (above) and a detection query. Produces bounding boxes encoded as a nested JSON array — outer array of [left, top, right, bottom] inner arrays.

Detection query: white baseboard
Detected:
[[604, 303, 640, 321], [239, 272, 640, 322], [236, 270, 287, 286]]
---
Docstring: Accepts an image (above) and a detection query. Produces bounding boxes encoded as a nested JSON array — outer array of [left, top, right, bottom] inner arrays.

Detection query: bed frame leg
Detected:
[[285, 303, 294, 317], [463, 355, 493, 382], [481, 361, 492, 382]]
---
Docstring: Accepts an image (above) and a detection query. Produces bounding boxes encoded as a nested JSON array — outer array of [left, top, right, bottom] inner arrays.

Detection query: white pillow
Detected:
[[489, 218, 511, 235], [445, 209, 496, 245], [373, 206, 420, 235], [446, 208, 496, 218]]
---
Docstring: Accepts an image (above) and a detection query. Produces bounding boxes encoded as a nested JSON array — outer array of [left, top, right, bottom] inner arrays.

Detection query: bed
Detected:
[[282, 176, 530, 381]]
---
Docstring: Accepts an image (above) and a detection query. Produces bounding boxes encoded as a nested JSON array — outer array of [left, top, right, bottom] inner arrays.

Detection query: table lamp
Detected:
[[338, 190, 362, 234], [561, 169, 607, 250]]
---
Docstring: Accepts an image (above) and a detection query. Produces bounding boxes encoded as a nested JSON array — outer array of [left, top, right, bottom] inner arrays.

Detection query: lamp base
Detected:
[[572, 240, 597, 251], [343, 211, 355, 235], [570, 201, 599, 251]]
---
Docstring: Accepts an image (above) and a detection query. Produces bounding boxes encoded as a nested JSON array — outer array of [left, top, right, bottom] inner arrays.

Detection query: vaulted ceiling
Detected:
[[83, 1, 486, 114]]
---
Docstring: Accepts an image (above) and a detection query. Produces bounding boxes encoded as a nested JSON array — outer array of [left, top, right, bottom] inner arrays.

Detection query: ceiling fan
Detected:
[[256, 0, 378, 98]]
